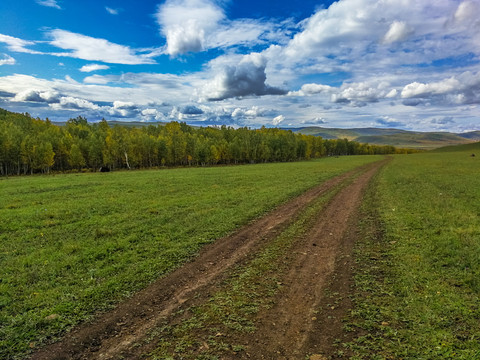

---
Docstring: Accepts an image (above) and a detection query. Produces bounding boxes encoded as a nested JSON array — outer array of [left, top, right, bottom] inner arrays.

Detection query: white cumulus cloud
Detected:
[[401, 78, 461, 98], [48, 29, 158, 64], [156, 0, 283, 57], [231, 106, 276, 118], [300, 117, 327, 125], [80, 64, 110, 72], [141, 108, 165, 121], [454, 0, 480, 25], [113, 100, 137, 110], [401, 71, 480, 105], [0, 33, 41, 54], [382, 21, 413, 44], [289, 83, 334, 96], [50, 96, 100, 111], [202, 53, 286, 101], [108, 101, 139, 117], [156, 0, 224, 56], [332, 81, 395, 104], [0, 54, 15, 66], [272, 114, 285, 126], [13, 89, 60, 103], [268, 0, 474, 82], [82, 74, 113, 84]]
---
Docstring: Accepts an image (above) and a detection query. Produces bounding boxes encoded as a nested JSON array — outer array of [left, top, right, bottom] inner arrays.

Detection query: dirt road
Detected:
[[31, 159, 386, 360]]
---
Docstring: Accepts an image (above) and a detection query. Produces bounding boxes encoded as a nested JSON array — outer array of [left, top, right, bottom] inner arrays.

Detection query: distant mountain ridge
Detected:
[[50, 116, 480, 150], [289, 127, 480, 150]]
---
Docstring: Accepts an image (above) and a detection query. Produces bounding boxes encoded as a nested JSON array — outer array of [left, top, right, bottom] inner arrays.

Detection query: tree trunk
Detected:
[[124, 151, 131, 169]]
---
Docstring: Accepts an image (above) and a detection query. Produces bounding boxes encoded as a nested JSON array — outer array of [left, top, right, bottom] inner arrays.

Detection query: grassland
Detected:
[[0, 156, 380, 359], [347, 143, 480, 359], [3, 142, 480, 359], [431, 141, 480, 153]]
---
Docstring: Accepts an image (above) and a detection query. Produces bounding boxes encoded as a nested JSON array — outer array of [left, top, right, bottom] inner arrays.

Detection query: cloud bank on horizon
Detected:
[[0, 0, 479, 132]]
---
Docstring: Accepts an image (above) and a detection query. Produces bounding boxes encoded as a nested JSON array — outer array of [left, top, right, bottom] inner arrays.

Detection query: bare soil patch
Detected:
[[30, 160, 386, 360]]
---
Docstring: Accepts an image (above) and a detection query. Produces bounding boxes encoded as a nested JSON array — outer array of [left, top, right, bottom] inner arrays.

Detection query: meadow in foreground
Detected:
[[0, 156, 379, 359], [348, 144, 480, 359]]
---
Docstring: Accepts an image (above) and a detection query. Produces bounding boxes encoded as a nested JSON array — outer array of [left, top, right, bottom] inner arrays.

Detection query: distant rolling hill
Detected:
[[458, 131, 480, 140], [290, 127, 480, 150], [431, 141, 480, 153]]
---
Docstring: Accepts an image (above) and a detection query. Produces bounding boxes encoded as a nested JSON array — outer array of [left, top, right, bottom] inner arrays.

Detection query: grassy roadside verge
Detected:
[[346, 149, 480, 359], [0, 156, 380, 359]]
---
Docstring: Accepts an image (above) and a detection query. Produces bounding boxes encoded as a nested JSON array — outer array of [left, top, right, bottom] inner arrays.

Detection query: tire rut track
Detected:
[[242, 159, 387, 359]]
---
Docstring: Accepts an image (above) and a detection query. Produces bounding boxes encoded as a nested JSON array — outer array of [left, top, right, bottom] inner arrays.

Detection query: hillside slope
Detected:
[[291, 126, 479, 149], [431, 141, 480, 153]]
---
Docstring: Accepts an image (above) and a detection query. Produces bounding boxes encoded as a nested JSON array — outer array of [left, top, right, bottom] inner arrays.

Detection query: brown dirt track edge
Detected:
[[30, 158, 388, 360]]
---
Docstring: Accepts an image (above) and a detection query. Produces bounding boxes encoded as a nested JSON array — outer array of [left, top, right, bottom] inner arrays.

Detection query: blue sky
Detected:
[[0, 0, 479, 132]]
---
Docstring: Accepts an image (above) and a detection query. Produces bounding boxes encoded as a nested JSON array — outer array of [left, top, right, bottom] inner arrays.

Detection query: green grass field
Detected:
[[347, 143, 480, 359], [3, 143, 480, 359], [0, 156, 380, 359]]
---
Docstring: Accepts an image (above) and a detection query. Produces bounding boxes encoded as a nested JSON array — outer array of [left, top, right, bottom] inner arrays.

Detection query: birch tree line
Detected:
[[0, 108, 400, 176]]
